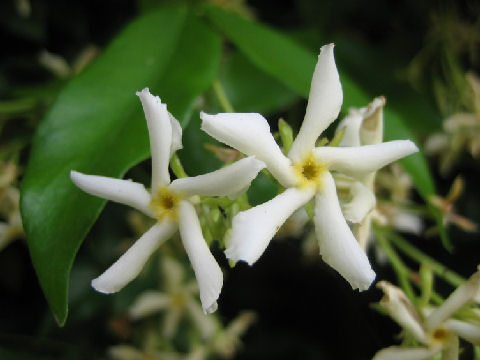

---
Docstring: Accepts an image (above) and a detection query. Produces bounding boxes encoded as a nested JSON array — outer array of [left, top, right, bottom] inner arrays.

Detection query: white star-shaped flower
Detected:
[[71, 88, 265, 313], [200, 44, 418, 291], [374, 268, 480, 360]]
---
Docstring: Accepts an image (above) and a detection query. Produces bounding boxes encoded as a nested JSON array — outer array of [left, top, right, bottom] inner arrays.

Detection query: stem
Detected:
[[375, 230, 415, 300], [170, 153, 188, 178], [388, 232, 465, 287], [213, 81, 234, 113]]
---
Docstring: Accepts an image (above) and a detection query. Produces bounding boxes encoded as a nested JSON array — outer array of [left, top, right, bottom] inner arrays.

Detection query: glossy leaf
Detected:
[[206, 6, 448, 248], [21, 6, 221, 325]]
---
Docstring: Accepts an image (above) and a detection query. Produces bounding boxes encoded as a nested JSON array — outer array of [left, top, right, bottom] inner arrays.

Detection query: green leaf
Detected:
[[220, 51, 298, 114], [205, 6, 449, 248], [21, 6, 221, 325]]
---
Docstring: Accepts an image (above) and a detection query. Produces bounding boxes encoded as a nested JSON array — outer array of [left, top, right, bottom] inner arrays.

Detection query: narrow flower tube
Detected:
[[70, 171, 154, 217], [225, 187, 315, 265], [92, 221, 177, 293], [136, 88, 174, 189], [288, 44, 343, 162], [200, 112, 296, 187], [314, 172, 375, 291], [169, 156, 265, 199], [313, 140, 418, 179], [177, 201, 223, 314]]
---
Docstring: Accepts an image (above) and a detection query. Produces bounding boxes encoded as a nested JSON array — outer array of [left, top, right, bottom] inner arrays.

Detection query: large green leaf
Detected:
[[205, 6, 448, 247], [21, 6, 221, 325]]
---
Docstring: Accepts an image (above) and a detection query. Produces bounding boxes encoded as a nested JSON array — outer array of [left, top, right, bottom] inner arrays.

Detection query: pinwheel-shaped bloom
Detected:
[[201, 44, 418, 291], [129, 256, 217, 339], [71, 89, 265, 313], [374, 268, 480, 360]]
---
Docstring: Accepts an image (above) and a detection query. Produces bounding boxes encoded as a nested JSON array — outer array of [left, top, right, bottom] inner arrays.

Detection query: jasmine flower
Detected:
[[201, 44, 418, 291], [71, 89, 265, 312]]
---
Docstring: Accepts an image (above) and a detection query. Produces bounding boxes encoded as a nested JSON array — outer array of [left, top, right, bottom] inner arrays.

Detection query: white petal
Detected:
[[169, 112, 183, 156], [169, 157, 265, 199], [391, 212, 423, 235], [425, 266, 480, 330], [340, 181, 376, 223], [314, 172, 375, 291], [161, 256, 186, 293], [445, 319, 480, 345], [336, 113, 362, 147], [358, 96, 385, 146], [163, 306, 182, 338], [441, 335, 459, 360], [200, 112, 296, 187], [92, 221, 177, 293], [372, 346, 441, 360], [313, 140, 418, 179], [177, 201, 223, 314], [108, 345, 143, 360], [136, 88, 173, 189], [288, 44, 343, 162], [129, 291, 171, 320], [70, 170, 154, 217], [185, 297, 218, 339], [225, 187, 315, 265], [377, 281, 428, 344]]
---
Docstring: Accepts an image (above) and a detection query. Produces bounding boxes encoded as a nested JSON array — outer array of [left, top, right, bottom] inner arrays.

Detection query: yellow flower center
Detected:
[[432, 328, 448, 341], [150, 187, 180, 221], [293, 152, 328, 189], [171, 292, 186, 308]]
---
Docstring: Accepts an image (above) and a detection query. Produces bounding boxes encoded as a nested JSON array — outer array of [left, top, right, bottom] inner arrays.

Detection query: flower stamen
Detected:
[[150, 187, 180, 221], [294, 153, 327, 189]]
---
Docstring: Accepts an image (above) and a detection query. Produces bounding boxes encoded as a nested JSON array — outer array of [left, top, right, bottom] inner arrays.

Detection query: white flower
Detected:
[[200, 44, 418, 291], [129, 256, 218, 339], [374, 269, 480, 360], [71, 88, 265, 313]]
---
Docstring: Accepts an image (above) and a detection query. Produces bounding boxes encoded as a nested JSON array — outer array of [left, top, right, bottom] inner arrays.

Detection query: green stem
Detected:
[[375, 230, 415, 300], [388, 232, 465, 287], [170, 153, 188, 178], [213, 81, 234, 113]]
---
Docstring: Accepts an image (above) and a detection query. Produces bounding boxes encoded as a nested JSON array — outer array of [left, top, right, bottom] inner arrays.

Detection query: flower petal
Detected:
[[340, 180, 376, 223], [377, 281, 428, 344], [169, 111, 183, 156], [314, 172, 375, 291], [200, 112, 296, 187], [425, 266, 480, 330], [336, 113, 362, 147], [225, 187, 314, 265], [185, 297, 218, 339], [288, 44, 343, 162], [163, 306, 182, 339], [70, 170, 154, 217], [136, 88, 173, 189], [372, 346, 441, 360], [169, 157, 265, 199], [313, 140, 418, 179], [445, 319, 480, 345], [441, 335, 459, 360], [92, 221, 177, 293], [129, 291, 171, 320], [177, 200, 223, 314]]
